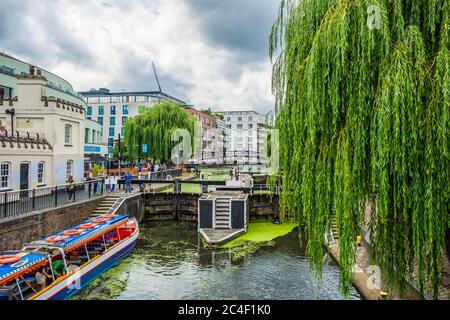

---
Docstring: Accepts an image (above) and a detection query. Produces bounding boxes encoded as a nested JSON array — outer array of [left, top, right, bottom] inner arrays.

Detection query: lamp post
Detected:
[[118, 133, 121, 176], [5, 108, 15, 133]]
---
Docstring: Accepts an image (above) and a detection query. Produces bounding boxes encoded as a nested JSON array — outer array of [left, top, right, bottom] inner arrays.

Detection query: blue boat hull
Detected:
[[42, 238, 137, 300]]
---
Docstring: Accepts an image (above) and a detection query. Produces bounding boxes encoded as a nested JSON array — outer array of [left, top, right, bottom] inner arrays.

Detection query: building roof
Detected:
[[79, 89, 187, 105], [0, 52, 74, 91], [216, 110, 261, 115]]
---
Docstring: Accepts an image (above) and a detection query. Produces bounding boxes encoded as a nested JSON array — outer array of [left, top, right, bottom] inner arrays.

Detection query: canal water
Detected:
[[73, 221, 361, 300]]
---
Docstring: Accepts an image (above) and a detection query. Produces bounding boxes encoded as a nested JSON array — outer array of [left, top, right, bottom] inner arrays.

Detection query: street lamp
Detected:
[[5, 108, 15, 133]]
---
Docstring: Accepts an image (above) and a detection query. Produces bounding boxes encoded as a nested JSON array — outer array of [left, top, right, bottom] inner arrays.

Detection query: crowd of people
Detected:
[[83, 161, 178, 194]]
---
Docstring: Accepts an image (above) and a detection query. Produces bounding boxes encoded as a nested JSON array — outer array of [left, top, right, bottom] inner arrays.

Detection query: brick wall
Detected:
[[0, 197, 105, 252]]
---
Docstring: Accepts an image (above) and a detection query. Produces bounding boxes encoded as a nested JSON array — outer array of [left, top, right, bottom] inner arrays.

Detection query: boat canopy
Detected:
[[0, 252, 48, 283], [31, 215, 129, 250]]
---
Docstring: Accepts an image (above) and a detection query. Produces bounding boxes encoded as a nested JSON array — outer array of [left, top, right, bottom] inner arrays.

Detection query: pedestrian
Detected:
[[124, 171, 132, 193], [0, 126, 6, 137], [107, 174, 116, 193], [66, 175, 75, 201], [97, 170, 105, 193]]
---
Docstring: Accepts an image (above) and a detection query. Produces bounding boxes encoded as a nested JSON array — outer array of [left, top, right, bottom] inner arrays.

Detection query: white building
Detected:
[[0, 53, 86, 191], [217, 119, 231, 157], [218, 110, 269, 164], [79, 88, 186, 155]]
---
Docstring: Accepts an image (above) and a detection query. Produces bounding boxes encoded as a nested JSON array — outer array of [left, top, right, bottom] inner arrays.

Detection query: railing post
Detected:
[[88, 182, 91, 199], [4, 192, 7, 218], [73, 184, 76, 202], [32, 188, 36, 210], [54, 186, 58, 207], [101, 180, 104, 195]]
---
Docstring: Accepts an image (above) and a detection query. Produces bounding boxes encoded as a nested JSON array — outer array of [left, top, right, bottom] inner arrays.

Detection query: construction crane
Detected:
[[152, 61, 162, 93]]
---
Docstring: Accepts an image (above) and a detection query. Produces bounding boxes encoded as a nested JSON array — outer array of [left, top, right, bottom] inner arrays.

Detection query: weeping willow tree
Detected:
[[270, 0, 449, 297], [123, 101, 194, 163]]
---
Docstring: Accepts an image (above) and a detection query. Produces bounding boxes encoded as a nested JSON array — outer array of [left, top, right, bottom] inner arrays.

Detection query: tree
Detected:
[[123, 101, 194, 163], [113, 139, 129, 160], [201, 107, 213, 115], [214, 113, 225, 120], [270, 0, 449, 297]]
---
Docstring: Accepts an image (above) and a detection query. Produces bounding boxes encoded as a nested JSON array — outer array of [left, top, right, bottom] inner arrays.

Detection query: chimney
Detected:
[[29, 65, 35, 75]]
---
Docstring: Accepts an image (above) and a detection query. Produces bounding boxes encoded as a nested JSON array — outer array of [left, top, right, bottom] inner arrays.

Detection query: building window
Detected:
[[109, 127, 115, 137], [248, 124, 253, 129], [110, 106, 116, 115], [38, 161, 45, 185], [121, 127, 125, 136], [248, 116, 253, 121], [108, 138, 114, 147], [237, 124, 243, 130], [110, 117, 115, 126], [64, 124, 72, 145], [122, 116, 128, 124], [98, 106, 104, 115], [238, 117, 242, 122], [0, 162, 10, 189], [66, 160, 73, 179], [85, 128, 90, 143], [122, 105, 129, 115], [227, 117, 231, 122], [87, 106, 92, 116], [97, 117, 103, 126]]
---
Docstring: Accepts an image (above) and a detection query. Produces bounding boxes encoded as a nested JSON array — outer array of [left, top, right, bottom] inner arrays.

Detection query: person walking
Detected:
[[124, 171, 132, 193], [107, 174, 116, 193], [66, 175, 75, 202]]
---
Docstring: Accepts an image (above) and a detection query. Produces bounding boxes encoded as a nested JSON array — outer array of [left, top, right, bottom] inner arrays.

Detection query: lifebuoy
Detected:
[[102, 214, 116, 218], [47, 236, 68, 243], [79, 223, 96, 229], [63, 230, 81, 236], [93, 218, 109, 224], [0, 255, 20, 265]]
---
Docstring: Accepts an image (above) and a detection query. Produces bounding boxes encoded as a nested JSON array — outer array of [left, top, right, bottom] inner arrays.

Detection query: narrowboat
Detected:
[[0, 214, 139, 300]]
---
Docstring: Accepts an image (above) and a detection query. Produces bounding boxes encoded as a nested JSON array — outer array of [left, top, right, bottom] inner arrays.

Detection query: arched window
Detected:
[[38, 161, 45, 185], [65, 124, 72, 145], [0, 162, 11, 189], [66, 160, 73, 179]]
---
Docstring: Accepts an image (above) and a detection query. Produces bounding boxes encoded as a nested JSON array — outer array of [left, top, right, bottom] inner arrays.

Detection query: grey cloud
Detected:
[[185, 0, 279, 62], [0, 0, 94, 66], [0, 0, 277, 113], [106, 49, 191, 103]]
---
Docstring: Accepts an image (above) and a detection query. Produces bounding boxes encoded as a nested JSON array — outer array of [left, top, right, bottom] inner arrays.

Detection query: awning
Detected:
[[84, 153, 109, 162]]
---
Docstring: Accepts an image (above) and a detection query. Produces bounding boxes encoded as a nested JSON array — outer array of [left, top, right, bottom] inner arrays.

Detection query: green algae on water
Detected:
[[219, 222, 297, 261], [221, 222, 298, 248]]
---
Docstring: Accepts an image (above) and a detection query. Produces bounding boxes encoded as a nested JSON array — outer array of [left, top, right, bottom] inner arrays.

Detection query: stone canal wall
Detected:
[[0, 197, 106, 252], [143, 193, 279, 221], [113, 193, 145, 222]]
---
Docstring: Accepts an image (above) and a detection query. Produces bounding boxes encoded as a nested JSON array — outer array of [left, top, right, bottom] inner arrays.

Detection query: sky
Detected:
[[0, 0, 279, 114]]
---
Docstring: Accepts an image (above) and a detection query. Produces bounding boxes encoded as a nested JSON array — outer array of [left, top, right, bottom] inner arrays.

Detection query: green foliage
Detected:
[[123, 101, 194, 163], [113, 139, 129, 160], [201, 107, 213, 115], [270, 0, 449, 297], [214, 113, 225, 120], [92, 164, 101, 177]]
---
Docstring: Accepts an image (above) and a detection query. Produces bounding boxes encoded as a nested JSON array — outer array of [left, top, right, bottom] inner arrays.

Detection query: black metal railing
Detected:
[[133, 168, 183, 181], [0, 180, 104, 220], [116, 178, 281, 196]]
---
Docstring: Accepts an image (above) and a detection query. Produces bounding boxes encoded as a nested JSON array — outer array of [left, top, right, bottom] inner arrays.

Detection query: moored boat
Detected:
[[0, 214, 139, 300]]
